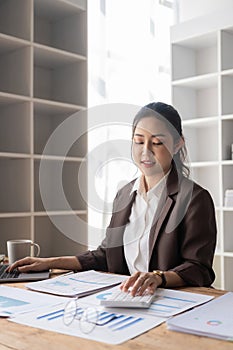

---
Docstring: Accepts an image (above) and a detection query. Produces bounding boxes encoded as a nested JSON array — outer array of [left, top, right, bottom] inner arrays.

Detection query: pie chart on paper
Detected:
[[96, 292, 113, 300]]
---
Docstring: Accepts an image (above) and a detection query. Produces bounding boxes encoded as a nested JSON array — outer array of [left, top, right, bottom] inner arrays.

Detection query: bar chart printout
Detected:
[[9, 288, 213, 344], [10, 302, 165, 345]]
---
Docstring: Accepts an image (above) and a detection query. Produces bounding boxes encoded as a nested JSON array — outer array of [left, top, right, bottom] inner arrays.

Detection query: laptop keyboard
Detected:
[[0, 264, 20, 279]]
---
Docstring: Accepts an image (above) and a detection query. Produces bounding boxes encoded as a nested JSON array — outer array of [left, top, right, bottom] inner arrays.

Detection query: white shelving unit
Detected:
[[0, 0, 87, 257], [171, 16, 233, 291]]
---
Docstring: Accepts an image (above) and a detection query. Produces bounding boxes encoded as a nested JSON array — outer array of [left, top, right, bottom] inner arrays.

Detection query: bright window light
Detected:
[[87, 0, 175, 247]]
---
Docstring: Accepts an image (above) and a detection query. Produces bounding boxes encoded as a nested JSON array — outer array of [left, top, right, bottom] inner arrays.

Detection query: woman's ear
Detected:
[[174, 137, 185, 155]]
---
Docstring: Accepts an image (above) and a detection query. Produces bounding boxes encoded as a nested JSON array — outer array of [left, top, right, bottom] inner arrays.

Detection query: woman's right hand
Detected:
[[7, 255, 82, 273], [7, 257, 52, 272]]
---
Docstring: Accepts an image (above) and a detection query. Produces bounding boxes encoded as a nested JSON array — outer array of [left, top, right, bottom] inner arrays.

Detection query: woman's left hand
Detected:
[[120, 271, 161, 296]]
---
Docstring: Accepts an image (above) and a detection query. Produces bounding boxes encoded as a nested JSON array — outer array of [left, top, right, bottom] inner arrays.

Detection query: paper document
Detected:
[[167, 292, 233, 341], [82, 286, 214, 318], [26, 270, 127, 297], [9, 287, 214, 345], [10, 299, 165, 345], [0, 285, 69, 317]]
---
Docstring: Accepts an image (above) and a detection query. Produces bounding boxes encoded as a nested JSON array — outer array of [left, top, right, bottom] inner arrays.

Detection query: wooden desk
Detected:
[[0, 281, 231, 350]]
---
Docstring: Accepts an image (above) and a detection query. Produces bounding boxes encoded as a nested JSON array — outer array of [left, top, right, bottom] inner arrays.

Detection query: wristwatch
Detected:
[[153, 270, 167, 287]]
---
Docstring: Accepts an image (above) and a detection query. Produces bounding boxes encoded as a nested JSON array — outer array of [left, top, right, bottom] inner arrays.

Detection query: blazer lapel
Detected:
[[148, 196, 174, 260], [106, 183, 136, 274], [106, 182, 137, 249], [148, 164, 181, 261]]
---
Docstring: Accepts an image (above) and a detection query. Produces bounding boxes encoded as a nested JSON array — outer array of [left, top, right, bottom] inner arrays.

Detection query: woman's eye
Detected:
[[153, 141, 163, 146], [133, 137, 164, 146], [133, 139, 144, 144]]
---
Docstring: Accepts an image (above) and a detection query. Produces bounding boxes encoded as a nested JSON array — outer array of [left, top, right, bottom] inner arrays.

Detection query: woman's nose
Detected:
[[142, 142, 153, 155]]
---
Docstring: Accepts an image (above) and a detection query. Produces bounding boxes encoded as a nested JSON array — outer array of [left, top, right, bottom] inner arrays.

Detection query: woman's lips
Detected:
[[140, 160, 156, 168]]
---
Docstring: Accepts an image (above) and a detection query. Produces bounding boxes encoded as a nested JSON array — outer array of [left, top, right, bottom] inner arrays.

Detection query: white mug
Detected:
[[7, 239, 40, 265]]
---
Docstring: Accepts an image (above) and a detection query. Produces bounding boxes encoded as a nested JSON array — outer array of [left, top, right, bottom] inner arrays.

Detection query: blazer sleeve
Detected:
[[76, 191, 121, 272], [76, 181, 135, 273], [171, 187, 217, 286]]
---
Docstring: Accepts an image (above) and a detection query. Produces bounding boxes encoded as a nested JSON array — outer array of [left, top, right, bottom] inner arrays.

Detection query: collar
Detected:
[[130, 169, 171, 200], [127, 161, 182, 199]]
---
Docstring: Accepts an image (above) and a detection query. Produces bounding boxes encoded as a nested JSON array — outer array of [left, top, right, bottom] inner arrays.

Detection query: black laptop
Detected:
[[0, 264, 50, 283]]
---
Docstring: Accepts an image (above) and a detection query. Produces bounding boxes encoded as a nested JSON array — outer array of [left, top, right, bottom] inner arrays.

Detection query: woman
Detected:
[[9, 102, 217, 296]]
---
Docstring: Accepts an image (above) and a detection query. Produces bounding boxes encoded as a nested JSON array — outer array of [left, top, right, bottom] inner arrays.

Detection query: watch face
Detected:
[[153, 270, 166, 287], [153, 270, 162, 276]]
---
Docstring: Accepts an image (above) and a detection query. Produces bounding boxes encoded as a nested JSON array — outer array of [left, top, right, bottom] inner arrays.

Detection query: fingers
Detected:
[[120, 272, 159, 296], [130, 273, 156, 296], [120, 271, 140, 292], [7, 257, 37, 272], [136, 277, 157, 296]]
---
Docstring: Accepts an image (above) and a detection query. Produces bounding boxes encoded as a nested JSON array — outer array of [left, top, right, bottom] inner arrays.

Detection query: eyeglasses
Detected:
[[63, 298, 119, 334]]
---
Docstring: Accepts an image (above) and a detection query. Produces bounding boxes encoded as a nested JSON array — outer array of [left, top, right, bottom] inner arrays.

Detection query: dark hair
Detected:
[[132, 102, 190, 177]]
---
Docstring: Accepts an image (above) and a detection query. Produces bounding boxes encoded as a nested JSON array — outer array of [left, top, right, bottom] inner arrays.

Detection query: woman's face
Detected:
[[132, 116, 179, 179]]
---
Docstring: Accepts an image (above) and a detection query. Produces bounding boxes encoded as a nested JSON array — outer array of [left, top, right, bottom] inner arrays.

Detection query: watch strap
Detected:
[[153, 270, 167, 287]]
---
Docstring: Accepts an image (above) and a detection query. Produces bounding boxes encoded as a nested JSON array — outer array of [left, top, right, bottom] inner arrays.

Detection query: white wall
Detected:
[[177, 0, 233, 22]]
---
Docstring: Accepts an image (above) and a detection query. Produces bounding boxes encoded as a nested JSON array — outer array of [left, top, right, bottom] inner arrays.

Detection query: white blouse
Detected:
[[123, 173, 169, 274]]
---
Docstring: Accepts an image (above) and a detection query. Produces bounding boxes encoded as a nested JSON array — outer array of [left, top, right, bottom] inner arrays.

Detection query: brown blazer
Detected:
[[77, 164, 217, 287]]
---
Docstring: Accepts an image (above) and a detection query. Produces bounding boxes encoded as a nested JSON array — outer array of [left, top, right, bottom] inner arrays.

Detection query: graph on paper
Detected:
[[167, 292, 233, 341], [86, 287, 214, 318], [26, 270, 126, 297], [36, 307, 144, 332], [10, 302, 165, 345]]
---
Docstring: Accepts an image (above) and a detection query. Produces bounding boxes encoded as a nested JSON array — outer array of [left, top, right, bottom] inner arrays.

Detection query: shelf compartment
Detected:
[[183, 122, 219, 162], [33, 98, 85, 112], [0, 91, 30, 105], [172, 83, 218, 120], [172, 32, 218, 81], [0, 216, 31, 256], [171, 18, 233, 295], [212, 255, 222, 290], [222, 119, 233, 160], [34, 159, 87, 212], [0, 158, 31, 213], [224, 257, 233, 291], [0, 0, 31, 40], [34, 0, 87, 56], [34, 43, 86, 66], [182, 116, 218, 127], [0, 44, 31, 96], [221, 73, 233, 115], [222, 164, 233, 205], [190, 165, 220, 207], [223, 211, 233, 252], [34, 101, 87, 157], [34, 45, 87, 106], [223, 206, 233, 211], [215, 210, 221, 253], [0, 33, 29, 54], [0, 102, 31, 154], [221, 27, 233, 71], [34, 214, 87, 257], [172, 73, 218, 88], [0, 0, 88, 265], [34, 210, 87, 217]]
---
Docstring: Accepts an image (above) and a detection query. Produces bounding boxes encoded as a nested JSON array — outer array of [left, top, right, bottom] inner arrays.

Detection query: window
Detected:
[[88, 0, 175, 247]]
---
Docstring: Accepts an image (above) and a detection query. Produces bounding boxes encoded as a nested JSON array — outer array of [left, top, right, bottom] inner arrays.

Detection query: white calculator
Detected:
[[100, 290, 155, 308]]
